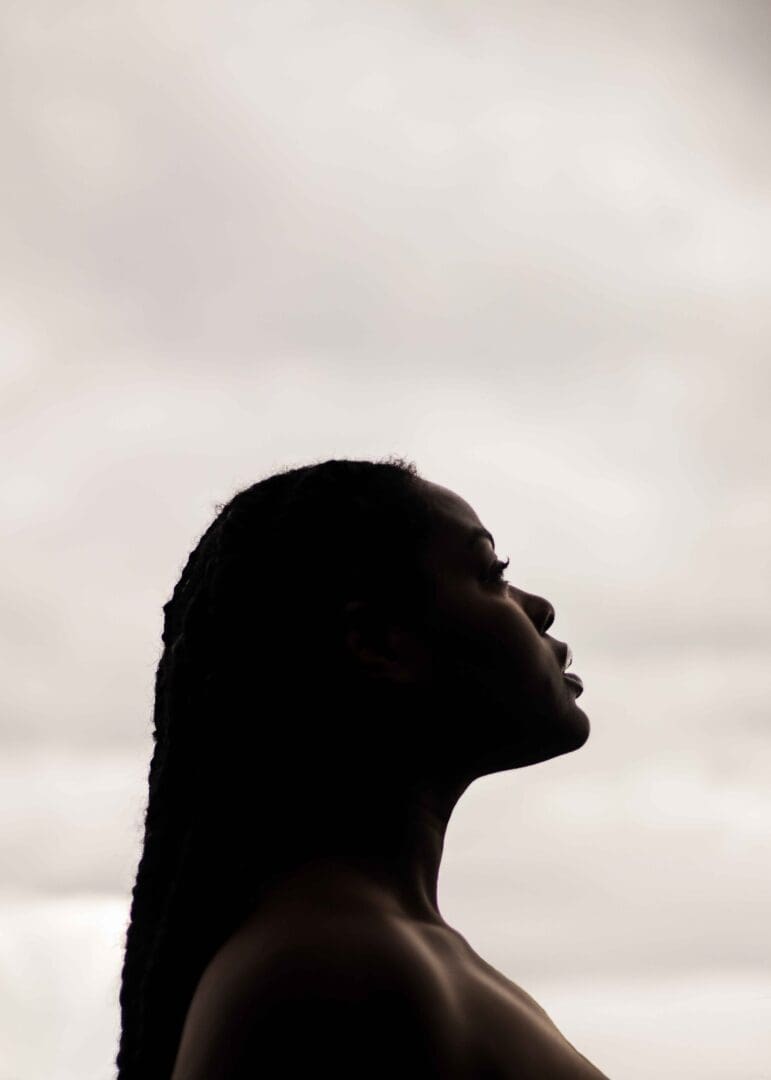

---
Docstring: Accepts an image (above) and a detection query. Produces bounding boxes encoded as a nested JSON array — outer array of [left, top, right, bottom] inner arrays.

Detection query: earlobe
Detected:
[[342, 601, 422, 685], [342, 599, 394, 673]]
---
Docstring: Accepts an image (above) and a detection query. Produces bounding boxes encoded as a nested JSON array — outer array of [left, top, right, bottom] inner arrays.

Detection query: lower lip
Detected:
[[563, 672, 584, 697]]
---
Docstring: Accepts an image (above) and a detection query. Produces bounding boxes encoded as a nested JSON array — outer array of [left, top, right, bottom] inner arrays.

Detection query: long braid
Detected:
[[118, 524, 222, 1078], [116, 457, 436, 1078]]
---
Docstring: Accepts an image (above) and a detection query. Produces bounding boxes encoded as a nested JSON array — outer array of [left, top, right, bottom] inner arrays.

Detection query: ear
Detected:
[[342, 600, 429, 685]]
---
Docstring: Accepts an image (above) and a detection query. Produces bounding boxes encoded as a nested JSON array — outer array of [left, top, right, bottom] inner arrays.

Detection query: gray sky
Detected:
[[2, 2, 770, 1077]]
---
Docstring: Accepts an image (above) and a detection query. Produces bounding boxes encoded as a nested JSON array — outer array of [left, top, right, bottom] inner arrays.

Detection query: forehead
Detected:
[[418, 480, 493, 552]]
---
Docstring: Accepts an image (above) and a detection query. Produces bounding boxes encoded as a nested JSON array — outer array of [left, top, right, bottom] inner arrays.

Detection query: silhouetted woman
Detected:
[[117, 456, 609, 1078]]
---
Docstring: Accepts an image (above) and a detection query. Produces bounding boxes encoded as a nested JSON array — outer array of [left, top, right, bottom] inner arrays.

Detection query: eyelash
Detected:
[[488, 556, 512, 585]]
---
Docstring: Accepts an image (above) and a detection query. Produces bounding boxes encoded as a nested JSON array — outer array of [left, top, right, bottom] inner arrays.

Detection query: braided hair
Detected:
[[116, 456, 438, 1079]]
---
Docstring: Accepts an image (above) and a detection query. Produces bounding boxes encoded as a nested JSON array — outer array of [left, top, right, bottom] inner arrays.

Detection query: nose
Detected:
[[538, 599, 555, 634], [509, 586, 555, 634]]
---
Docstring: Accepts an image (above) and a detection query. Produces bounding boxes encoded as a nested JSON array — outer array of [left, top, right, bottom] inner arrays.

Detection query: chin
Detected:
[[515, 705, 591, 768], [552, 706, 591, 756], [467, 683, 591, 774]]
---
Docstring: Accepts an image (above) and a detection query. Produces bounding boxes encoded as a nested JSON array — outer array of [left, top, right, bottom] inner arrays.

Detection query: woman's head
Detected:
[[117, 456, 589, 1078], [117, 456, 438, 1078]]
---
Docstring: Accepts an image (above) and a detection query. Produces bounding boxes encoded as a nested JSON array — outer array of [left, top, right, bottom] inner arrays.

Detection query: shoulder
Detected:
[[171, 914, 469, 1079]]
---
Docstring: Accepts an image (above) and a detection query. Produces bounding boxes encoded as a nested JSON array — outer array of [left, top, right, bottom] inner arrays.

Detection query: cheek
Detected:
[[433, 588, 543, 681]]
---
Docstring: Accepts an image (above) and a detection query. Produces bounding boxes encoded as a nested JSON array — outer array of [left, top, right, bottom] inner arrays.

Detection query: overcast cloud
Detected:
[[1, 2, 770, 1077]]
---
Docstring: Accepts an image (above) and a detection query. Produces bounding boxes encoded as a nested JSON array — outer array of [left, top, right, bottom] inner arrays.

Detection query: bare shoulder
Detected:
[[171, 912, 470, 1079]]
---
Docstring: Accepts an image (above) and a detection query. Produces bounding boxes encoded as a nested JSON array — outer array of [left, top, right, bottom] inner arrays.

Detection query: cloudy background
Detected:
[[2, 1, 770, 1076]]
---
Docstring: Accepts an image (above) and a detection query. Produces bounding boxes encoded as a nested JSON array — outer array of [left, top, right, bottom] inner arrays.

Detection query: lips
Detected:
[[563, 672, 584, 696], [551, 641, 584, 695]]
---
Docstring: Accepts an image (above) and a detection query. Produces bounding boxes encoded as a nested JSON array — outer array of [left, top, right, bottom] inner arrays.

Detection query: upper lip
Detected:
[[555, 642, 573, 671]]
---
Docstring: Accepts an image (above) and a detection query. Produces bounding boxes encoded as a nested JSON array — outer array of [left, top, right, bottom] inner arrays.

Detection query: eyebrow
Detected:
[[467, 527, 495, 549]]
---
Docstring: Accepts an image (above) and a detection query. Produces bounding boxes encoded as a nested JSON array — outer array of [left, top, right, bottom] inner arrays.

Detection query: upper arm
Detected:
[[172, 930, 469, 1079]]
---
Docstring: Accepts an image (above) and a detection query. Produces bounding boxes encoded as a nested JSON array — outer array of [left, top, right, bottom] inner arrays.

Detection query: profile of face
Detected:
[[345, 479, 590, 784]]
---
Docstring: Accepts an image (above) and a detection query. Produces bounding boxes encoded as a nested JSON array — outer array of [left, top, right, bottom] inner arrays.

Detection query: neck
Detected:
[[241, 681, 477, 932], [250, 768, 471, 931]]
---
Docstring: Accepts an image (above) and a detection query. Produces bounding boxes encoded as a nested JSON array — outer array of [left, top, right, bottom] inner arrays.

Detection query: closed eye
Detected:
[[487, 556, 511, 586]]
